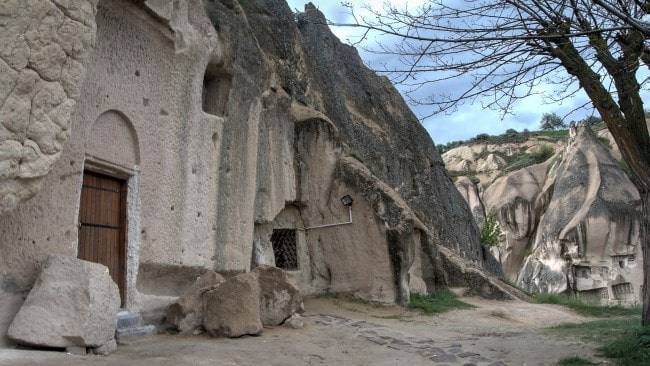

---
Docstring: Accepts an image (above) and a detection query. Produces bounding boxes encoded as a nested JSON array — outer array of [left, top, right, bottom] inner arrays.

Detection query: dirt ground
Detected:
[[0, 295, 607, 366]]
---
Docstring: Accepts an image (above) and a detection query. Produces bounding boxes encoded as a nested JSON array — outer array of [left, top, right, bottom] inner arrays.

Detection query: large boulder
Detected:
[[7, 255, 119, 351], [166, 270, 225, 334], [202, 272, 262, 338], [253, 265, 303, 326]]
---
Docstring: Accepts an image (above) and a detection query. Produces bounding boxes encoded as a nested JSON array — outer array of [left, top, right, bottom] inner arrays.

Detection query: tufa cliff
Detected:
[[0, 0, 519, 346], [445, 124, 643, 304]]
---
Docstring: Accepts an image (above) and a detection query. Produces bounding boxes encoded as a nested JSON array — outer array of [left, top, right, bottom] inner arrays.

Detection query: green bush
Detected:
[[480, 211, 500, 247], [408, 291, 476, 315]]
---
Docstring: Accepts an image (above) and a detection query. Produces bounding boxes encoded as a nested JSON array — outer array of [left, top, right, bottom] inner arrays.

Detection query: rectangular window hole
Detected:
[[202, 67, 232, 117], [271, 229, 298, 270]]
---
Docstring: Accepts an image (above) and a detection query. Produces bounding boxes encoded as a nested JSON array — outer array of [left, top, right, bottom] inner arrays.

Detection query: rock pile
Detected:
[[166, 266, 303, 338]]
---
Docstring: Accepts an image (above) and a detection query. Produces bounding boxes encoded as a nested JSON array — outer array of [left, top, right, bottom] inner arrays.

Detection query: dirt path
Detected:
[[0, 296, 605, 366]]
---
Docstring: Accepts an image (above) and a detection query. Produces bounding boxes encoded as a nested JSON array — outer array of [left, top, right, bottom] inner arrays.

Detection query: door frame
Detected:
[[81, 157, 139, 308]]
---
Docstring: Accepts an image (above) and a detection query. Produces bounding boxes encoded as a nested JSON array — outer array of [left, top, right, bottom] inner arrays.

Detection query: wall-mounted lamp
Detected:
[[304, 194, 354, 230], [340, 195, 354, 207]]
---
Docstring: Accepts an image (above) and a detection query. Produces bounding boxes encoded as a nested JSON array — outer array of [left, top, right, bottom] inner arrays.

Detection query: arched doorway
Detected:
[[79, 110, 140, 306]]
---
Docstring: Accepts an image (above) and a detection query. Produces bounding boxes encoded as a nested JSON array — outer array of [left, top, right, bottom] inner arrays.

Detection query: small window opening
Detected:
[[612, 283, 633, 300], [271, 229, 298, 270], [202, 63, 232, 117]]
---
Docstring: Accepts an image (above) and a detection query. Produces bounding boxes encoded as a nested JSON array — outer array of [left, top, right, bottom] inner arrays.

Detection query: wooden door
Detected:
[[78, 171, 127, 305]]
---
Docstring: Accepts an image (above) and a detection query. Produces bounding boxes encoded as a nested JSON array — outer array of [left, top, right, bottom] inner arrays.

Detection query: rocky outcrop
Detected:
[[166, 270, 225, 334], [455, 176, 485, 227], [202, 272, 263, 338], [253, 265, 303, 326], [0, 0, 512, 345], [7, 255, 119, 352], [518, 126, 642, 300], [448, 125, 643, 303], [0, 0, 98, 214], [483, 160, 555, 281]]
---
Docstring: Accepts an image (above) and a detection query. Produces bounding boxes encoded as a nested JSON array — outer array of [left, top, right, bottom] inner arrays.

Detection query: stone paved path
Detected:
[[312, 314, 508, 365]]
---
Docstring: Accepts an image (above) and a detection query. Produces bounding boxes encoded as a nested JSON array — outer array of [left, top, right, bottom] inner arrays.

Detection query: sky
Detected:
[[284, 0, 647, 145]]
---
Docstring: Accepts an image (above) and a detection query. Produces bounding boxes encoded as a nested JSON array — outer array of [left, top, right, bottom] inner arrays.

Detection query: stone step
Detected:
[[116, 325, 157, 343], [116, 311, 142, 330]]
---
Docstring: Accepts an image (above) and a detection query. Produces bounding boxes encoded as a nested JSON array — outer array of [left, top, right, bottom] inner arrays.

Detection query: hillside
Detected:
[[444, 123, 644, 304]]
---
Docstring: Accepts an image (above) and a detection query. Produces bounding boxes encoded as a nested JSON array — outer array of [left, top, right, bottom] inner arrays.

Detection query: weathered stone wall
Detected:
[[1, 0, 499, 344], [0, 0, 98, 214], [0, 0, 221, 341]]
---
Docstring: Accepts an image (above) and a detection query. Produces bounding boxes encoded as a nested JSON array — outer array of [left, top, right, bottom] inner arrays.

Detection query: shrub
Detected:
[[480, 211, 500, 247]]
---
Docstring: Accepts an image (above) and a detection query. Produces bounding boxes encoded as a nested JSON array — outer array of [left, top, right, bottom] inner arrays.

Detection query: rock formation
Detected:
[[0, 0, 98, 214], [447, 124, 644, 303], [203, 272, 264, 338], [166, 270, 225, 334], [253, 265, 303, 326], [7, 255, 119, 353], [0, 0, 516, 346], [518, 126, 642, 301]]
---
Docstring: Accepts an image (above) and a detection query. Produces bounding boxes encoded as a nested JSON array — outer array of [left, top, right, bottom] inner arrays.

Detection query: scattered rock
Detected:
[[166, 270, 225, 334], [203, 272, 263, 338], [284, 314, 304, 329], [93, 339, 117, 355], [253, 265, 303, 326], [7, 255, 119, 353], [430, 353, 458, 363]]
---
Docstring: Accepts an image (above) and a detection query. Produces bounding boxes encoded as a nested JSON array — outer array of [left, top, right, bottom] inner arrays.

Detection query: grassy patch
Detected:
[[533, 293, 641, 317], [503, 144, 555, 173], [408, 291, 476, 315], [557, 356, 596, 365], [548, 317, 650, 366]]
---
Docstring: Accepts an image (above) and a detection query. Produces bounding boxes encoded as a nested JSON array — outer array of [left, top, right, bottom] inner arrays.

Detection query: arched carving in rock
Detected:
[[86, 110, 140, 169]]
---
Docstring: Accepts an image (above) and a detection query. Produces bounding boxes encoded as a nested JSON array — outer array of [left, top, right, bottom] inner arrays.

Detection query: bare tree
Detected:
[[335, 0, 650, 325]]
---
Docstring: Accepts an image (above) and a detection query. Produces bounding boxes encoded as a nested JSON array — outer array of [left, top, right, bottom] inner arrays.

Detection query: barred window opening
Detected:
[[271, 229, 298, 270]]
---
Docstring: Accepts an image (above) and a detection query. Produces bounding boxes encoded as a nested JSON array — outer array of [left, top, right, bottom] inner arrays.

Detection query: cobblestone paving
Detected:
[[312, 314, 509, 365]]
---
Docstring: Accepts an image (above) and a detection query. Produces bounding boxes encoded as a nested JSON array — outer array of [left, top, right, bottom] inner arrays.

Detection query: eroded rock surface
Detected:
[[518, 126, 642, 300], [203, 272, 263, 338], [448, 124, 643, 303], [253, 265, 303, 326], [7, 255, 119, 351], [166, 270, 225, 334], [0, 0, 98, 214]]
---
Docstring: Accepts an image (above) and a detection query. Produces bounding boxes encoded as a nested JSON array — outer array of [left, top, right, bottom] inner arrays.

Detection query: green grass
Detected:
[[557, 356, 597, 365], [408, 291, 476, 315], [533, 293, 641, 317], [548, 317, 650, 366], [503, 144, 555, 173]]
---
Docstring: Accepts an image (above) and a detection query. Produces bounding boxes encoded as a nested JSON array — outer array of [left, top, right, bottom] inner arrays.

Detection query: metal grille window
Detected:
[[612, 283, 633, 301], [271, 229, 298, 270]]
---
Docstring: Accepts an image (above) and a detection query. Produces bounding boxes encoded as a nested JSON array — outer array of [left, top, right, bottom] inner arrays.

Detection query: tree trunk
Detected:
[[642, 191, 650, 325]]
